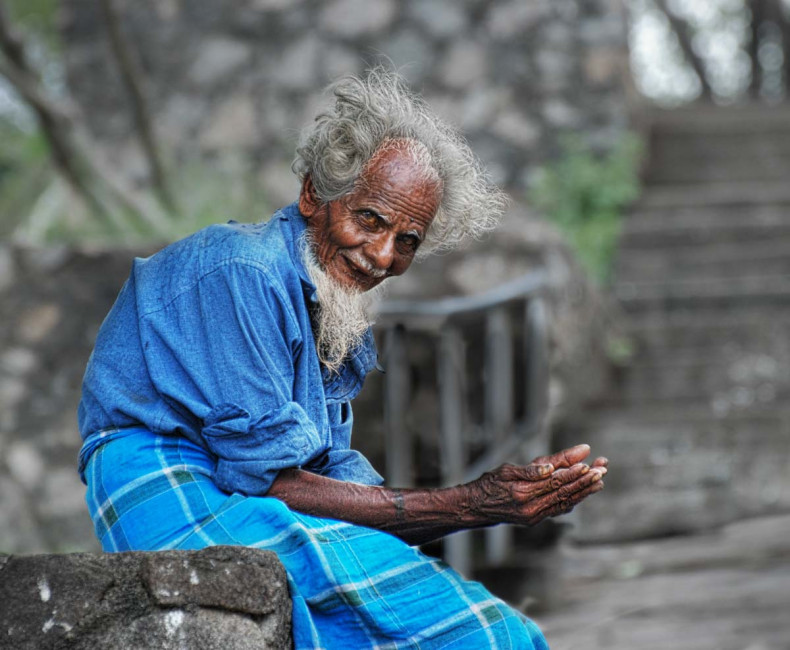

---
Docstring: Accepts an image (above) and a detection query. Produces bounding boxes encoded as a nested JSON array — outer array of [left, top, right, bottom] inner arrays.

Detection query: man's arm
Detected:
[[267, 444, 608, 546]]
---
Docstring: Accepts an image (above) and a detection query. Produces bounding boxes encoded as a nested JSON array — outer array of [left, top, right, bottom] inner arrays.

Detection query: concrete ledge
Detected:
[[0, 546, 292, 649]]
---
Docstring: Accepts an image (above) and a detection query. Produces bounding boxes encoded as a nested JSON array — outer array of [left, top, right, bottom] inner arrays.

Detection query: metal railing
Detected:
[[376, 270, 551, 576]]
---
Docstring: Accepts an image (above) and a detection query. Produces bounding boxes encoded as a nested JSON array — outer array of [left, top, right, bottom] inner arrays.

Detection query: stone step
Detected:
[[618, 363, 787, 409], [646, 154, 790, 185], [571, 484, 788, 542], [562, 404, 790, 541], [615, 274, 790, 311], [615, 239, 790, 282], [624, 310, 790, 355], [636, 181, 790, 211], [621, 202, 790, 247], [613, 342, 790, 404], [646, 106, 790, 134], [649, 132, 790, 162]]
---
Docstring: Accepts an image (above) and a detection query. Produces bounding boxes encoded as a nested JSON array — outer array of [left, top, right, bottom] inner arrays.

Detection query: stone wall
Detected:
[[0, 244, 154, 554], [59, 0, 629, 205], [0, 546, 292, 649]]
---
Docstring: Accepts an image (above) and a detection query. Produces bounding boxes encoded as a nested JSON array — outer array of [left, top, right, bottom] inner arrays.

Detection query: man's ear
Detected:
[[298, 175, 320, 219]]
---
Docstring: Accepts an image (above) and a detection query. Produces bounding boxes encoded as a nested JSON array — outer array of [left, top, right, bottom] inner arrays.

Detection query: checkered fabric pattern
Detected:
[[82, 428, 549, 649]]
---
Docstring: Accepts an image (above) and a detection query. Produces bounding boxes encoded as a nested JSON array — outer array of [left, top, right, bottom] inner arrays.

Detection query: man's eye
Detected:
[[398, 235, 420, 252], [359, 211, 379, 226]]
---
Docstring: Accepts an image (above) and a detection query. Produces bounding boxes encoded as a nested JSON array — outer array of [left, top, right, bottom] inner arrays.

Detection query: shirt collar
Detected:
[[277, 201, 379, 397], [278, 201, 318, 303]]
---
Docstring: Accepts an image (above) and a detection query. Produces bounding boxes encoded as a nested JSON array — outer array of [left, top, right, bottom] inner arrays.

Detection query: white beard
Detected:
[[301, 235, 386, 374]]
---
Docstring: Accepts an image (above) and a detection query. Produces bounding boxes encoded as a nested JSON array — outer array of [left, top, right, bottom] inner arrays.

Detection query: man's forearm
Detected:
[[267, 468, 487, 545], [267, 446, 608, 546]]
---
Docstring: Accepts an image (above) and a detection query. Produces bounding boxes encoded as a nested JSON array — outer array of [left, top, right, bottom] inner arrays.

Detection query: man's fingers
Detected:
[[522, 463, 554, 481], [532, 444, 591, 469], [514, 463, 597, 499], [591, 456, 609, 471], [548, 463, 590, 490], [528, 474, 605, 524], [495, 463, 554, 482]]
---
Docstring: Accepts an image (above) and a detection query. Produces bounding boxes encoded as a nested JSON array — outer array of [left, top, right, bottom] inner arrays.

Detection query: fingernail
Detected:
[[579, 464, 589, 474], [591, 472, 602, 482], [539, 464, 553, 476]]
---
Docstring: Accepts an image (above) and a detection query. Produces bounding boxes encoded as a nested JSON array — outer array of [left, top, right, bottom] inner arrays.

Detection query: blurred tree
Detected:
[[97, 0, 178, 214], [649, 0, 790, 102], [0, 0, 171, 239], [653, 0, 714, 99]]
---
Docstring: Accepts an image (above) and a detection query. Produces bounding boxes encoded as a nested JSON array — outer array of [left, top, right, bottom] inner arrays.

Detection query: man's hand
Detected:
[[466, 444, 608, 527]]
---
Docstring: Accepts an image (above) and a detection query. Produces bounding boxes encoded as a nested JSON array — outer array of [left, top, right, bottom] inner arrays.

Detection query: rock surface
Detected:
[[58, 0, 629, 194], [0, 546, 292, 649]]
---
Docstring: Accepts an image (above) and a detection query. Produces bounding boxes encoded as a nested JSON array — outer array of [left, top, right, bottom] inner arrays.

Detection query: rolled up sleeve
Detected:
[[311, 401, 384, 486], [202, 401, 323, 495]]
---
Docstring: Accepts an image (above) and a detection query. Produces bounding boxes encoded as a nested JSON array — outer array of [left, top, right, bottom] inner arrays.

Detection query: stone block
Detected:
[[200, 95, 258, 149], [142, 546, 287, 616], [188, 38, 252, 86], [320, 0, 397, 38], [17, 304, 61, 345], [273, 36, 321, 90], [408, 0, 467, 39], [0, 348, 38, 377], [485, 1, 545, 40], [0, 547, 292, 649], [251, 0, 304, 9], [257, 162, 301, 210], [319, 44, 362, 81], [6, 442, 45, 491], [490, 109, 540, 148], [381, 30, 434, 84], [583, 46, 623, 85], [0, 477, 47, 554], [439, 41, 487, 89], [542, 99, 581, 128]]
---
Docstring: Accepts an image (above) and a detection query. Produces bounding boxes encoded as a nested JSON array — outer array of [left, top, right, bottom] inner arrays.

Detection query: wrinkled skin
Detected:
[[270, 445, 607, 546], [270, 142, 608, 545], [469, 445, 608, 528]]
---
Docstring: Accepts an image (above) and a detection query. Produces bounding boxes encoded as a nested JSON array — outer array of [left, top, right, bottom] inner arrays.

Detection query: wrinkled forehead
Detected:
[[356, 138, 442, 194], [358, 138, 441, 185]]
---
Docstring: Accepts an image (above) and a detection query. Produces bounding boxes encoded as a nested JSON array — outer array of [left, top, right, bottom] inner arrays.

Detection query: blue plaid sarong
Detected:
[[81, 428, 549, 649]]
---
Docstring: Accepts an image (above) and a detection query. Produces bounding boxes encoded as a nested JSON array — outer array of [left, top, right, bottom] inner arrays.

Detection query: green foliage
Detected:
[[5, 0, 61, 52], [4, 150, 272, 246], [529, 133, 644, 284], [0, 120, 53, 238], [165, 156, 272, 242]]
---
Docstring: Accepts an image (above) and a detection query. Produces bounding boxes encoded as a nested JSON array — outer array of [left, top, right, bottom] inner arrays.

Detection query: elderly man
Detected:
[[78, 70, 606, 649]]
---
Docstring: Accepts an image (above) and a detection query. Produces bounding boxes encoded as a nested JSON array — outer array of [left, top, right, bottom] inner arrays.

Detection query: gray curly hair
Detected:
[[292, 68, 507, 255]]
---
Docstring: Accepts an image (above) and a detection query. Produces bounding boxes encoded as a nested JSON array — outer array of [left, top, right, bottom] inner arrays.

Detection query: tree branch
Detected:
[[0, 1, 169, 237], [748, 0, 768, 98], [98, 0, 178, 215], [653, 0, 713, 99]]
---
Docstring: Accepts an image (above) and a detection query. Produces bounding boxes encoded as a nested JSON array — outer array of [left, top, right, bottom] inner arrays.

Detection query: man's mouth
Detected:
[[340, 253, 384, 289]]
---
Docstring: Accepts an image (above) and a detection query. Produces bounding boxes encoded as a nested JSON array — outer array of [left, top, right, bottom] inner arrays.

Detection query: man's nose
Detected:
[[368, 233, 396, 272]]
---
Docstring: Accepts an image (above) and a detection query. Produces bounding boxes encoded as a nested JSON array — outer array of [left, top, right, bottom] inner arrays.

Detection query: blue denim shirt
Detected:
[[78, 202, 383, 495]]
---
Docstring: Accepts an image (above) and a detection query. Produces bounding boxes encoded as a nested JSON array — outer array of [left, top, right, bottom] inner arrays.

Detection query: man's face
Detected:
[[299, 145, 441, 292]]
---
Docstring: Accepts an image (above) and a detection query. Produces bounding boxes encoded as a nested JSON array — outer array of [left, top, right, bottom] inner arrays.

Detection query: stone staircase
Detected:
[[568, 106, 790, 542]]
